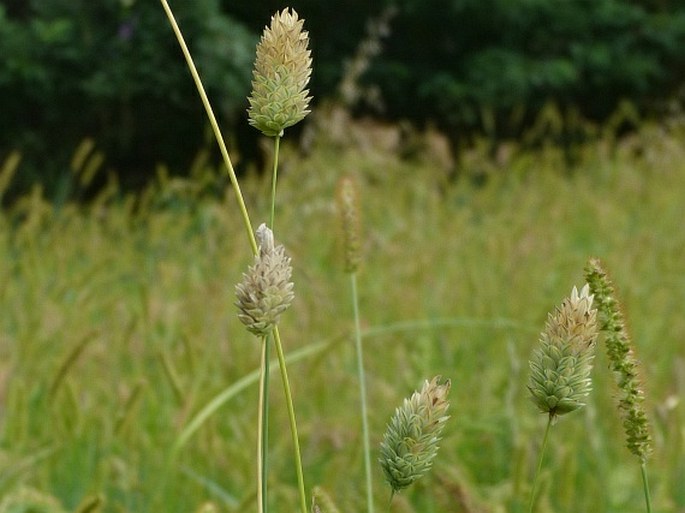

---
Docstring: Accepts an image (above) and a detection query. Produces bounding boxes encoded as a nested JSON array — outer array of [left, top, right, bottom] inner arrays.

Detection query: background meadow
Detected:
[[0, 115, 684, 512]]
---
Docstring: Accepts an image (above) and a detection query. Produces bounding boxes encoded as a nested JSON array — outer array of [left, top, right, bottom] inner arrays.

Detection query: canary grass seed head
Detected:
[[247, 8, 312, 137], [235, 224, 294, 336], [528, 285, 598, 419], [379, 377, 450, 493]]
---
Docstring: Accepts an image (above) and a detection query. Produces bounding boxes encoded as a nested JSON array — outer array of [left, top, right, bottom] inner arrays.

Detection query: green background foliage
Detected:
[[0, 121, 684, 512], [1, 2, 685, 512], [3, 0, 685, 194], [370, 0, 685, 134], [0, 0, 256, 191]]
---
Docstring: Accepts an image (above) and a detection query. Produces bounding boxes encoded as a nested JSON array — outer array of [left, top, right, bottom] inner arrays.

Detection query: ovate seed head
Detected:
[[528, 285, 598, 419], [247, 8, 312, 137], [379, 377, 450, 493], [235, 224, 295, 336]]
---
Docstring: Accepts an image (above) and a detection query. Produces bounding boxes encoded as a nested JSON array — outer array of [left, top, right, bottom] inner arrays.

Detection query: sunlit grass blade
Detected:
[[170, 340, 331, 457], [0, 446, 58, 487], [48, 331, 97, 399], [179, 466, 240, 509], [73, 494, 104, 513]]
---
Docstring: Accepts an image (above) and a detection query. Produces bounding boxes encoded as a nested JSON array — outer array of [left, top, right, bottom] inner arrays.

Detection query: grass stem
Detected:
[[351, 272, 374, 513], [257, 336, 269, 513], [270, 136, 281, 231], [641, 461, 653, 513], [158, 0, 257, 255], [273, 329, 308, 513], [260, 133, 281, 513], [528, 414, 553, 513]]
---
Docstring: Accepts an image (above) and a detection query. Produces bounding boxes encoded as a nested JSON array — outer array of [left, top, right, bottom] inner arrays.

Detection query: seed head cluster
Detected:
[[585, 258, 652, 461], [247, 8, 312, 137], [379, 377, 450, 493], [235, 224, 294, 336], [336, 176, 362, 274], [528, 285, 598, 420]]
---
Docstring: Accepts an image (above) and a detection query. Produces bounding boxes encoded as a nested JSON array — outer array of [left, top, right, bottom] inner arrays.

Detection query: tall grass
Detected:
[[1, 35, 685, 513]]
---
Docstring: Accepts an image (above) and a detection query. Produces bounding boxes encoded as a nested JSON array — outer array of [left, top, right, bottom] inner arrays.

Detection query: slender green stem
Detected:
[[257, 337, 268, 513], [273, 329, 308, 513], [640, 461, 653, 513], [270, 136, 281, 230], [263, 338, 271, 513], [159, 0, 257, 255], [351, 272, 374, 513], [528, 414, 553, 513], [260, 134, 280, 513]]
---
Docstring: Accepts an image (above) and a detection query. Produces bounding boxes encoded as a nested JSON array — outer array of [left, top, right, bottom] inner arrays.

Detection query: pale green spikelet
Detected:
[[247, 8, 312, 137], [311, 486, 341, 513], [336, 176, 362, 273], [235, 223, 295, 336], [379, 376, 451, 493], [585, 258, 652, 461], [528, 285, 598, 420]]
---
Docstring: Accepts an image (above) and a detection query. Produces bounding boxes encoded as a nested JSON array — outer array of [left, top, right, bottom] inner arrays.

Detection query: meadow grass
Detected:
[[1, 116, 685, 512]]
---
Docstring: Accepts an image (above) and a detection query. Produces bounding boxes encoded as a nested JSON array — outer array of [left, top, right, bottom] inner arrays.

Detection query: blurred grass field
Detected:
[[0, 120, 684, 513]]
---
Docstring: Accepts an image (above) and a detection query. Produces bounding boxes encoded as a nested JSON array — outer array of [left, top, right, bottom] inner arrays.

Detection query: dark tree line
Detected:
[[2, 0, 685, 195]]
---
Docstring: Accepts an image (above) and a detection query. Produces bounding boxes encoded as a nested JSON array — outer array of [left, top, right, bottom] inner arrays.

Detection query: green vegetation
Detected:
[[0, 0, 256, 189], [371, 0, 685, 132], [2, 4, 685, 512], [5, 0, 685, 192], [0, 116, 684, 511]]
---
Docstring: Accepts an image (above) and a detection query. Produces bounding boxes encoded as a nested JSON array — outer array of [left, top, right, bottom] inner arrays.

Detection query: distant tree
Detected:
[[3, 0, 685, 196], [362, 0, 685, 138], [0, 0, 256, 192]]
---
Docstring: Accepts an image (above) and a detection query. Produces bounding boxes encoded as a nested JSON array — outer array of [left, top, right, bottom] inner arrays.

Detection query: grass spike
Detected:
[[584, 258, 652, 461], [527, 284, 598, 512], [379, 376, 450, 494], [248, 8, 312, 137]]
